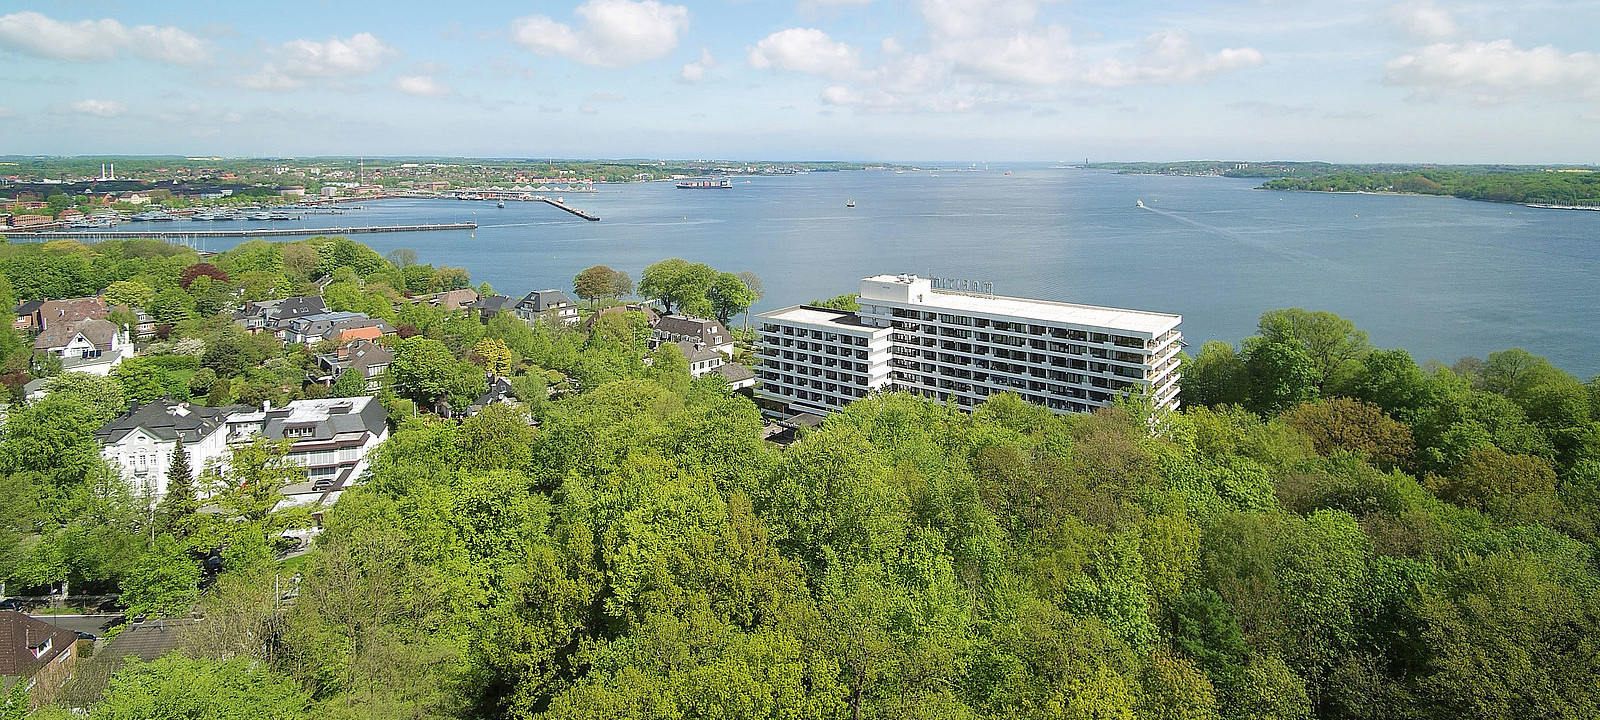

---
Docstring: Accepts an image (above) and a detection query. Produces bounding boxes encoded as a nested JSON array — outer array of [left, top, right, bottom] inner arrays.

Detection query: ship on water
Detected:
[[676, 177, 733, 189]]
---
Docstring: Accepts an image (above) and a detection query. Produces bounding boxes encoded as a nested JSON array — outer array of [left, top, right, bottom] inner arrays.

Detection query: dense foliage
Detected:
[[5, 235, 1598, 719]]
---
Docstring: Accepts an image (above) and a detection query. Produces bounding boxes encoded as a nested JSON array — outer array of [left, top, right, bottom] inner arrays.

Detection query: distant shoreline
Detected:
[[1259, 187, 1600, 212]]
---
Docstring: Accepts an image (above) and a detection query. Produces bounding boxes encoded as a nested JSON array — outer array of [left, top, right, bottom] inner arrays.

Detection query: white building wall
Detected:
[[101, 426, 232, 502], [757, 275, 1183, 418]]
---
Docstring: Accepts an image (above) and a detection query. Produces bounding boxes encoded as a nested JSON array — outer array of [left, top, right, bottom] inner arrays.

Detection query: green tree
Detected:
[[112, 358, 170, 403], [120, 536, 200, 618], [638, 258, 715, 314], [157, 439, 198, 533], [706, 271, 758, 325], [391, 336, 464, 409], [573, 265, 619, 307], [1255, 309, 1370, 393], [43, 371, 128, 419], [1349, 348, 1430, 420], [1479, 348, 1569, 401], [103, 279, 155, 308], [90, 655, 309, 720], [471, 337, 512, 377], [329, 367, 366, 397], [1243, 337, 1319, 417], [1181, 341, 1250, 408], [146, 287, 194, 325]]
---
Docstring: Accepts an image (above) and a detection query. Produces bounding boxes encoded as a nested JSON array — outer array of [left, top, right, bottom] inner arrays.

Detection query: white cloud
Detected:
[[1382, 0, 1457, 41], [393, 74, 454, 97], [585, 91, 625, 101], [1229, 100, 1313, 117], [277, 33, 397, 77], [511, 0, 690, 68], [678, 47, 714, 83], [237, 32, 397, 90], [788, 1, 1263, 113], [236, 65, 302, 91], [1079, 31, 1264, 87], [1385, 39, 1600, 103], [0, 105, 14, 118], [68, 99, 127, 117], [0, 11, 209, 65], [580, 103, 599, 114], [748, 28, 861, 78]]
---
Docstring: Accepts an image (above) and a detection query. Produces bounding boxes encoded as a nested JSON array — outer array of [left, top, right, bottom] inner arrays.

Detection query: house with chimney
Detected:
[[32, 318, 133, 376], [652, 314, 734, 358], [311, 339, 394, 391], [0, 611, 81, 711], [94, 400, 239, 500]]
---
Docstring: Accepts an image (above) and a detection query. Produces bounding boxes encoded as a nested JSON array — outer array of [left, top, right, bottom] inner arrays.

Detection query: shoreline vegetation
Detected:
[[1091, 161, 1600, 210]]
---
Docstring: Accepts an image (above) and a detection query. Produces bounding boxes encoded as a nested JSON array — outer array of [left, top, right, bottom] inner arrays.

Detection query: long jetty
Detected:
[[536, 196, 600, 221], [6, 222, 477, 241]]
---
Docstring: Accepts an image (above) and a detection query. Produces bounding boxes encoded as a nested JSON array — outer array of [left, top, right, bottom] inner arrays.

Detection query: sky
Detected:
[[0, 0, 1597, 162]]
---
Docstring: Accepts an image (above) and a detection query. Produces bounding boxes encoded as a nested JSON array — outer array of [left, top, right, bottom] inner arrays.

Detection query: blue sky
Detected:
[[1, 0, 1597, 162]]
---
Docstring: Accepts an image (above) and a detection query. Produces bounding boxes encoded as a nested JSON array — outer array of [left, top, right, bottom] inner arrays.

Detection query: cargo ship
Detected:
[[676, 177, 733, 189]]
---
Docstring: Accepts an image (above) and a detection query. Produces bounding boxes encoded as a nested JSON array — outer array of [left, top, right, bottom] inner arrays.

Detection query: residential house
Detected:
[[311, 339, 393, 390], [234, 296, 328, 334], [585, 303, 659, 331], [467, 375, 516, 416], [223, 396, 389, 509], [95, 400, 239, 499], [281, 311, 376, 345], [411, 288, 479, 311], [320, 317, 395, 345], [0, 611, 80, 711], [675, 340, 757, 390], [95, 396, 389, 512], [653, 314, 733, 358], [11, 300, 44, 332], [24, 296, 108, 334], [470, 294, 515, 323], [32, 318, 133, 376], [514, 290, 579, 326]]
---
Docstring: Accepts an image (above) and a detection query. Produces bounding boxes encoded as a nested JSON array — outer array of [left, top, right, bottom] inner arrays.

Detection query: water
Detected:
[[119, 168, 1600, 376]]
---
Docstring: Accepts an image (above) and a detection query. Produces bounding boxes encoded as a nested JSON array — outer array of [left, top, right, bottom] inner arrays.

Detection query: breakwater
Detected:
[[6, 222, 478, 241]]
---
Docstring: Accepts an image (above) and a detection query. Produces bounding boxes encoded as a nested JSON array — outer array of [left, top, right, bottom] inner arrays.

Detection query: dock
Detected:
[[6, 222, 478, 241], [535, 196, 600, 221]]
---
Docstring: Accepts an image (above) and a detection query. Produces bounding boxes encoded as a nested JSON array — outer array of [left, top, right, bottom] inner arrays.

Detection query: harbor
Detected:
[[6, 222, 478, 240]]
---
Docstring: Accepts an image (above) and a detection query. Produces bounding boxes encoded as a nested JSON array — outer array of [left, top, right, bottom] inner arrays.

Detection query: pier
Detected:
[[536, 196, 600, 221], [6, 222, 478, 241]]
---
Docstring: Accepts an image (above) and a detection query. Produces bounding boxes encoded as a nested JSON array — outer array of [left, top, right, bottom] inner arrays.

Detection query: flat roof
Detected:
[[861, 274, 1179, 336], [758, 305, 883, 332]]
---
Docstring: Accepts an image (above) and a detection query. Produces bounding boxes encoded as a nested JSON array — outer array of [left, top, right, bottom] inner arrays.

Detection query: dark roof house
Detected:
[[94, 400, 239, 446], [653, 314, 732, 354], [471, 294, 515, 322], [513, 290, 578, 325]]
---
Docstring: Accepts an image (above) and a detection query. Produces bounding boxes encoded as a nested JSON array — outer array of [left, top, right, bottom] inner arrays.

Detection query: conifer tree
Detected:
[[158, 438, 198, 534]]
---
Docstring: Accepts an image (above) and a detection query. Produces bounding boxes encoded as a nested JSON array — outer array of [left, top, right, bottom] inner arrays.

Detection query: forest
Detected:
[[1260, 169, 1600, 206], [1, 236, 1598, 720]]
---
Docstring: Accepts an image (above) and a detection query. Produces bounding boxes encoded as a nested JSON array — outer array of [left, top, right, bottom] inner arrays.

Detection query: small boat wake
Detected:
[[1135, 200, 1332, 267]]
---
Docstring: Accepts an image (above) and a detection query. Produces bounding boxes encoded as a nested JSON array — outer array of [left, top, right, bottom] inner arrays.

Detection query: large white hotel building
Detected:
[[754, 274, 1183, 417]]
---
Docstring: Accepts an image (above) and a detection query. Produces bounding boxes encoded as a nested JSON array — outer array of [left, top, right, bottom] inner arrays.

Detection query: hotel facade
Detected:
[[755, 274, 1182, 417]]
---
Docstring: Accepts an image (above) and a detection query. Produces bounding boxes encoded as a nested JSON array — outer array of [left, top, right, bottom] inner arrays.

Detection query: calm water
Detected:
[[152, 167, 1599, 376]]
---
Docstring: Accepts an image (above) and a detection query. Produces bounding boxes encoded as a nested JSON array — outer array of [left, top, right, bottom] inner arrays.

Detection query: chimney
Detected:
[[262, 400, 271, 413]]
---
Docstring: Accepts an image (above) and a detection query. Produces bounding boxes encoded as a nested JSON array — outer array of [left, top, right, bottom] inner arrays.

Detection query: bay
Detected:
[[167, 166, 1599, 377]]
